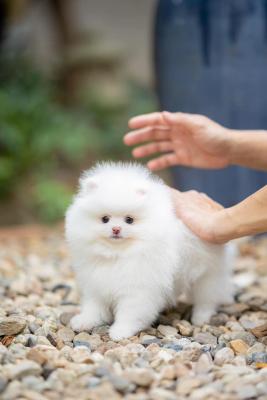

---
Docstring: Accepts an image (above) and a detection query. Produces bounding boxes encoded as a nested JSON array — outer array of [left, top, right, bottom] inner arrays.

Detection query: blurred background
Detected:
[[0, 0, 156, 225], [1, 0, 267, 226]]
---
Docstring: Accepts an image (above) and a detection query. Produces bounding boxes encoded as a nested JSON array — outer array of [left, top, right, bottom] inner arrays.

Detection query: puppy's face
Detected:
[[74, 178, 155, 248], [87, 211, 142, 245]]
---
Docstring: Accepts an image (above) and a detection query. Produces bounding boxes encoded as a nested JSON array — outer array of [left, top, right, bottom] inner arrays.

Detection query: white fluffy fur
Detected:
[[65, 162, 233, 341]]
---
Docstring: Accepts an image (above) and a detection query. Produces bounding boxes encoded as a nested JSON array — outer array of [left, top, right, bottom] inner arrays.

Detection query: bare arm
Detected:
[[219, 185, 267, 241], [172, 186, 267, 243], [229, 130, 267, 171]]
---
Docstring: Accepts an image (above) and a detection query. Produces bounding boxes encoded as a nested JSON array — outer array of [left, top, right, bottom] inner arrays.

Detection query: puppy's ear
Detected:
[[80, 178, 98, 194]]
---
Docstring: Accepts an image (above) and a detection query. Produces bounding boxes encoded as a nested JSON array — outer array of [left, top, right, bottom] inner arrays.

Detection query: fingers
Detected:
[[124, 126, 171, 146], [132, 141, 173, 158], [147, 153, 178, 171], [128, 112, 165, 129], [162, 111, 193, 125]]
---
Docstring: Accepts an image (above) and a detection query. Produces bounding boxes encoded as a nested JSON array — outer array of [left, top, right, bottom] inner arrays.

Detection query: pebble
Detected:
[[86, 376, 101, 388], [247, 342, 266, 356], [57, 327, 75, 343], [176, 377, 202, 395], [251, 322, 267, 338], [220, 303, 249, 316], [28, 323, 40, 334], [157, 325, 177, 337], [141, 335, 161, 346], [6, 361, 42, 379], [175, 338, 191, 347], [194, 332, 217, 346], [59, 312, 76, 326], [175, 320, 193, 336], [0, 316, 27, 335], [1, 228, 267, 400], [0, 377, 7, 393], [195, 353, 213, 374], [73, 332, 92, 349], [27, 348, 47, 365], [86, 334, 103, 351], [229, 339, 250, 355], [125, 369, 155, 387], [231, 331, 256, 346], [247, 352, 267, 364], [214, 347, 235, 366], [109, 374, 135, 393], [236, 384, 258, 399], [149, 388, 177, 400], [209, 313, 229, 326], [71, 347, 93, 363], [163, 343, 183, 352]]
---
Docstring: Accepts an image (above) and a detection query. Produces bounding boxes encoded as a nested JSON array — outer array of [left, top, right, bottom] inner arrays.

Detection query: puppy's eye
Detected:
[[125, 216, 134, 224], [101, 216, 110, 223]]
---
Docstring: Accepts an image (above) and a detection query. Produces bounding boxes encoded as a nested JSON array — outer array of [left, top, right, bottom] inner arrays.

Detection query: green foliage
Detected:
[[33, 179, 73, 222], [0, 58, 156, 223]]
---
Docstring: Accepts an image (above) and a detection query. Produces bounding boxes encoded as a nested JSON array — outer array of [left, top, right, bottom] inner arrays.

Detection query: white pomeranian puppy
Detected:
[[65, 162, 233, 341]]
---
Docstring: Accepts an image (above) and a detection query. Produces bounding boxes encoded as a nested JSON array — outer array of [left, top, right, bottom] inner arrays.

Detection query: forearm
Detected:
[[228, 130, 267, 170], [215, 185, 267, 242]]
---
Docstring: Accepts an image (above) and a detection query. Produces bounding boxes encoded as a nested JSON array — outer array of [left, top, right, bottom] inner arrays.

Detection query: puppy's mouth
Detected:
[[110, 235, 123, 240]]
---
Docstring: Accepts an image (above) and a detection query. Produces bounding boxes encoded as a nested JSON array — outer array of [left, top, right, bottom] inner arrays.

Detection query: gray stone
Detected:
[[247, 352, 267, 364], [175, 320, 193, 336], [256, 381, 267, 396], [0, 377, 7, 393], [163, 343, 183, 352], [194, 332, 217, 346], [28, 323, 40, 334], [195, 353, 213, 374], [157, 325, 177, 337], [0, 316, 27, 335], [73, 332, 92, 349], [175, 338, 192, 347], [236, 384, 258, 399], [85, 377, 101, 388], [149, 388, 177, 400], [109, 374, 135, 393], [214, 347, 235, 366], [7, 360, 42, 379], [126, 368, 155, 387], [59, 312, 76, 326], [247, 342, 266, 356], [141, 335, 161, 346], [71, 347, 92, 363], [57, 327, 75, 343], [231, 331, 256, 346], [210, 313, 229, 326], [86, 334, 102, 351], [219, 303, 249, 316], [94, 366, 111, 377], [26, 335, 38, 347]]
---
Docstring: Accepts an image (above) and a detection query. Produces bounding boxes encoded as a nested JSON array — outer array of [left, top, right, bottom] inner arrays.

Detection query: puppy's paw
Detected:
[[70, 313, 95, 332], [191, 308, 214, 326], [109, 323, 137, 341]]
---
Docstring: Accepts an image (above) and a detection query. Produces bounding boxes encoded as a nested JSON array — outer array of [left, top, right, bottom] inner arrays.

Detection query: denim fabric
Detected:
[[155, 0, 267, 206]]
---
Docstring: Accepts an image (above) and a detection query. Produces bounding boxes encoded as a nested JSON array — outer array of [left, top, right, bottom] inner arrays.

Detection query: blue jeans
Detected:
[[155, 0, 267, 206]]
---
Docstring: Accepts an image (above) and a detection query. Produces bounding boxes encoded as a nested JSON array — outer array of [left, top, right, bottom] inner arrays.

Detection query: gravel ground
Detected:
[[0, 226, 267, 400]]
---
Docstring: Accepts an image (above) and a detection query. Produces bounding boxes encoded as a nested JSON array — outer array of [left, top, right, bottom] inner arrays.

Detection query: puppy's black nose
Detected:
[[112, 227, 121, 235]]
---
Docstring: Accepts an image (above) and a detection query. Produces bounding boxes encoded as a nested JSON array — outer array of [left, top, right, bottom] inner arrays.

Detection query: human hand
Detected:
[[170, 189, 232, 244], [124, 111, 232, 171]]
